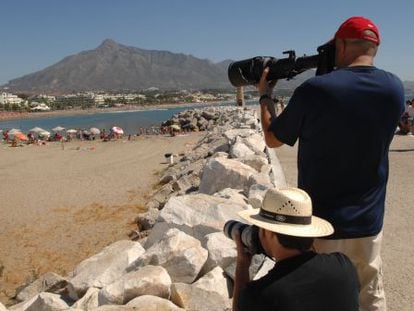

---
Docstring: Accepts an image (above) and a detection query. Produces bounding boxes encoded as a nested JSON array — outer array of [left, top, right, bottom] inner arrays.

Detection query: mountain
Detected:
[[4, 39, 413, 94], [3, 39, 232, 93]]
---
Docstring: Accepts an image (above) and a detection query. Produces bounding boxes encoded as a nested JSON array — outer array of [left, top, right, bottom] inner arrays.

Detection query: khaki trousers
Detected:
[[314, 231, 386, 311]]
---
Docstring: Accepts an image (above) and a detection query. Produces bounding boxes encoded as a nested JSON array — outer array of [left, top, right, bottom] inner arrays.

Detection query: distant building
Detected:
[[0, 92, 23, 105]]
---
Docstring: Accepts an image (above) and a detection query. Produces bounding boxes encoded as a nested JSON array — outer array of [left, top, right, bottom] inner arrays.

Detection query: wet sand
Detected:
[[0, 133, 204, 305]]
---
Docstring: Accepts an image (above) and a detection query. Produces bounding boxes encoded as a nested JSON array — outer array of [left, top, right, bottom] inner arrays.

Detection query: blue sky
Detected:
[[1, 0, 413, 85]]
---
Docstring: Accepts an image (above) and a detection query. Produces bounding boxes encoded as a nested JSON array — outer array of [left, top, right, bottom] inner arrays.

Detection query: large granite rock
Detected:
[[199, 157, 257, 195], [170, 267, 232, 310], [230, 138, 255, 158], [67, 240, 145, 300], [98, 265, 171, 305], [71, 287, 100, 310], [144, 193, 250, 247], [248, 183, 271, 209], [238, 155, 269, 172], [201, 232, 237, 274], [128, 229, 207, 284], [15, 272, 67, 302], [241, 133, 266, 155], [213, 188, 247, 206], [126, 295, 185, 310], [10, 293, 68, 311], [171, 283, 230, 311], [223, 129, 256, 142], [0, 303, 8, 311], [193, 266, 231, 302]]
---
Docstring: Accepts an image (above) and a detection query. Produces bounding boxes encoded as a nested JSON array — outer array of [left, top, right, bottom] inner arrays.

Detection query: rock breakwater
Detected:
[[8, 106, 287, 311]]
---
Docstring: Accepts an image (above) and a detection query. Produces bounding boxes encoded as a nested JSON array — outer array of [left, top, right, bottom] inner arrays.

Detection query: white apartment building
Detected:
[[0, 92, 23, 105], [93, 94, 105, 105]]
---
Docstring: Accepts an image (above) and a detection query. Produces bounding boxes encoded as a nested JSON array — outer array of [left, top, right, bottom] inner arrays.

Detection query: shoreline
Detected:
[[0, 100, 234, 122]]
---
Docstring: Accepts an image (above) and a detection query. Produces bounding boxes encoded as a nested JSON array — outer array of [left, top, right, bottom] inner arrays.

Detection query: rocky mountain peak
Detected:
[[97, 39, 121, 50]]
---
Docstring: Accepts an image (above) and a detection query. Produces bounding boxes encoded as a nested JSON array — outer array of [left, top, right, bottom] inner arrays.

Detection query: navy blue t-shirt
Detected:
[[270, 66, 405, 239]]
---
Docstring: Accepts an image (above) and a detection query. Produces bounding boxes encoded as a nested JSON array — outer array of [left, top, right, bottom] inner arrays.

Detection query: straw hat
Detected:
[[238, 187, 334, 237]]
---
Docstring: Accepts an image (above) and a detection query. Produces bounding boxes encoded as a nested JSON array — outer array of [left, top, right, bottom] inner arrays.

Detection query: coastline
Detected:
[[0, 101, 232, 122]]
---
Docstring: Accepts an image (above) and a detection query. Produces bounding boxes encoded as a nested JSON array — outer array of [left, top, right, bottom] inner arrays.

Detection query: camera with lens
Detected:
[[223, 220, 265, 255], [227, 42, 336, 87]]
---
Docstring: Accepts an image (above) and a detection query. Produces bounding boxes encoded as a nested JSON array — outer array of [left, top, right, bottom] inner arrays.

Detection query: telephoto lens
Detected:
[[223, 220, 264, 255]]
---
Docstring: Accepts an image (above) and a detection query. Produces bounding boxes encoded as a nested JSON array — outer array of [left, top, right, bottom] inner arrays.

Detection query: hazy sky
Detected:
[[1, 0, 413, 85]]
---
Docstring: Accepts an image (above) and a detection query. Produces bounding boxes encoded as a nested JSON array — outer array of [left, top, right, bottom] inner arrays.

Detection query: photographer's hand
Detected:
[[257, 68, 284, 148], [233, 232, 252, 311], [258, 67, 277, 96]]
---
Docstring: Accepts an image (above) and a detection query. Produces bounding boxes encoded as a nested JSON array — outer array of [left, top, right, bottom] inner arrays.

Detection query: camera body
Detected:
[[223, 220, 265, 255], [227, 43, 336, 87]]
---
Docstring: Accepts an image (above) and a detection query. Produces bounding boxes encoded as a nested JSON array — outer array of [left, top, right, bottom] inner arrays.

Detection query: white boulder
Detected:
[[171, 267, 232, 310], [9, 293, 68, 311], [223, 129, 256, 142], [128, 229, 207, 284], [248, 183, 271, 209], [213, 188, 247, 205], [230, 139, 255, 158], [199, 157, 257, 195], [145, 193, 249, 247], [201, 232, 237, 274], [67, 240, 145, 300], [126, 295, 184, 310], [16, 272, 66, 302], [98, 265, 171, 305], [71, 287, 100, 310]]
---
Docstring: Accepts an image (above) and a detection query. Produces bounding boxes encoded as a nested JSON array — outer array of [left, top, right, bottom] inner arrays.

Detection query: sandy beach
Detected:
[[0, 132, 204, 305]]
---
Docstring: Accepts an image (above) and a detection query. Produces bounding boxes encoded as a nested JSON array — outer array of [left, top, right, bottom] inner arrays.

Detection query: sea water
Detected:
[[0, 101, 255, 135]]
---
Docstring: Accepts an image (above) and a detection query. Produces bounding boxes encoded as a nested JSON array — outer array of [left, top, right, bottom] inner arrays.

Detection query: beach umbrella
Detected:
[[52, 126, 66, 132], [14, 132, 28, 141], [82, 130, 91, 136], [66, 129, 77, 134], [29, 127, 45, 133], [8, 128, 22, 135], [111, 126, 124, 135], [90, 127, 101, 135], [38, 130, 50, 138]]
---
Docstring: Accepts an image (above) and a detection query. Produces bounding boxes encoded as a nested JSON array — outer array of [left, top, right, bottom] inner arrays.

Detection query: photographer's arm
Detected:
[[258, 68, 284, 148], [232, 233, 252, 311]]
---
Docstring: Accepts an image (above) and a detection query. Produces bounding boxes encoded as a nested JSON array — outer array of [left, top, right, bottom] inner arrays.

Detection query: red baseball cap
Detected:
[[333, 16, 380, 45]]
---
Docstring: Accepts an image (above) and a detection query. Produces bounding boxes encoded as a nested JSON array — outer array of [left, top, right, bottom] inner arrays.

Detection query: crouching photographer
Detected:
[[226, 187, 359, 311]]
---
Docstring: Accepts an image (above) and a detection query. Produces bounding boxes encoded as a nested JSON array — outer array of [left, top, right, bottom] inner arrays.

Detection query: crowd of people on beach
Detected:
[[0, 124, 185, 148]]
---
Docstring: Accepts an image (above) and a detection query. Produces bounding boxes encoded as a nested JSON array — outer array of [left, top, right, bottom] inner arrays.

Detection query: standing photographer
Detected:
[[258, 17, 405, 311], [232, 187, 359, 311]]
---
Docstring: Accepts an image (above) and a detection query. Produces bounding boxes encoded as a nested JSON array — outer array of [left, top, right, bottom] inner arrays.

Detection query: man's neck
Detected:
[[348, 55, 374, 67]]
